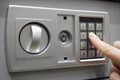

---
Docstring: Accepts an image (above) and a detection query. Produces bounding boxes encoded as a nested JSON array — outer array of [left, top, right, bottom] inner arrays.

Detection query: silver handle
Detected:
[[27, 25, 42, 53]]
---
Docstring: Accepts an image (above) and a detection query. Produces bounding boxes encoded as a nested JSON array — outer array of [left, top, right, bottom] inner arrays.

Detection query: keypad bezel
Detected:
[[80, 17, 104, 60]]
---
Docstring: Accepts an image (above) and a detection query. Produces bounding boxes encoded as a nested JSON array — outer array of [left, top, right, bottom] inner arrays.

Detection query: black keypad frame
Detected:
[[80, 17, 104, 60]]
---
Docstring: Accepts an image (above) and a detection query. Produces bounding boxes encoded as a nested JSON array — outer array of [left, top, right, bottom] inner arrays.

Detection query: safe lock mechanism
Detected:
[[6, 5, 109, 72], [59, 31, 72, 45]]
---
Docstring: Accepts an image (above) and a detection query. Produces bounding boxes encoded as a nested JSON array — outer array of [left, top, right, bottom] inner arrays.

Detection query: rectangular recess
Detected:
[[57, 14, 75, 62], [79, 16, 105, 61]]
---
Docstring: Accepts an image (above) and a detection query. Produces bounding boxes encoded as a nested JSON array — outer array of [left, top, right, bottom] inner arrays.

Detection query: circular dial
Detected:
[[19, 23, 49, 54]]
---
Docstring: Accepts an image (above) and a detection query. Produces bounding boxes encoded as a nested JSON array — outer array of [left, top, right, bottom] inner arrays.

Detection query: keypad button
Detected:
[[88, 41, 95, 49], [88, 50, 95, 58], [80, 41, 87, 49], [96, 32, 103, 39], [80, 23, 87, 30], [80, 32, 87, 39], [96, 50, 103, 58], [80, 50, 87, 59], [96, 23, 102, 30], [88, 23, 95, 30]]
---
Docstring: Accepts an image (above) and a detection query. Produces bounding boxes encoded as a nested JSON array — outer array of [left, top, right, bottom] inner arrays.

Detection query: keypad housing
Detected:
[[80, 17, 104, 60]]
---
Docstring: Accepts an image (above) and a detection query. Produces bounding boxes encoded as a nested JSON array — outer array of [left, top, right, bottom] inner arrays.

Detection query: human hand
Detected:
[[89, 32, 120, 80]]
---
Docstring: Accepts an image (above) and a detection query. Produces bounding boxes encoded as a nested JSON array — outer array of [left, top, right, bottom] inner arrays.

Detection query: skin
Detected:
[[89, 32, 120, 80]]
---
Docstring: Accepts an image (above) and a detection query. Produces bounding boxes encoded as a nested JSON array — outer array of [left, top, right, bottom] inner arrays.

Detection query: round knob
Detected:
[[19, 23, 49, 54]]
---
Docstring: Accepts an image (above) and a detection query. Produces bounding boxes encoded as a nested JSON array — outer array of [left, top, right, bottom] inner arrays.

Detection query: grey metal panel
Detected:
[[0, 0, 120, 80], [6, 5, 109, 72]]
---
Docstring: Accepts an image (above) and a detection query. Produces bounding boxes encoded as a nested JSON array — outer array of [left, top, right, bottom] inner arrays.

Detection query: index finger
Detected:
[[89, 32, 120, 64]]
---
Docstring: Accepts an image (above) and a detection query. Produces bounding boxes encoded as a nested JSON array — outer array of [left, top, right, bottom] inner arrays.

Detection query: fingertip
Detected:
[[88, 32, 101, 45], [89, 32, 96, 38]]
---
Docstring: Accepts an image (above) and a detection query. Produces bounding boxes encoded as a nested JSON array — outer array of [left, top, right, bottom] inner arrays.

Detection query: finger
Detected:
[[113, 41, 120, 49], [111, 66, 120, 74], [89, 32, 120, 64], [110, 72, 120, 80], [112, 63, 120, 71]]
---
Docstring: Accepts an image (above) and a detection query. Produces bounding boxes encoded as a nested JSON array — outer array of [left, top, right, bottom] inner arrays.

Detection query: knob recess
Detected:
[[19, 23, 49, 54]]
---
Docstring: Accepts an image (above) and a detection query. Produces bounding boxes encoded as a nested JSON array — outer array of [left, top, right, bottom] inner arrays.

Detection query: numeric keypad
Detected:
[[80, 17, 104, 60]]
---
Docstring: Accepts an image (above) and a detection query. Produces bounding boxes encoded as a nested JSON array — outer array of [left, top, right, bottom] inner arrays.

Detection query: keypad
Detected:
[[80, 32, 87, 39], [88, 50, 95, 59], [96, 50, 103, 58], [88, 41, 95, 49], [80, 41, 87, 49], [88, 23, 95, 30], [80, 23, 87, 30], [96, 32, 103, 39], [80, 17, 104, 60], [80, 50, 87, 59], [96, 23, 102, 30]]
